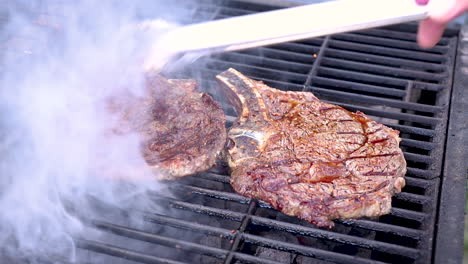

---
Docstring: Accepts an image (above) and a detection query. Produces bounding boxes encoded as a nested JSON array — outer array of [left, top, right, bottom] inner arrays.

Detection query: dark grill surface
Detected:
[[1, 1, 465, 264], [86, 1, 459, 264], [67, 1, 462, 264]]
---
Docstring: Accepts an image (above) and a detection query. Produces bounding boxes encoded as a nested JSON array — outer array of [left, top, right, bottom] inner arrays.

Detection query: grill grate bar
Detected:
[[230, 254, 283, 264], [406, 167, 434, 178], [214, 53, 312, 75], [191, 172, 230, 184], [336, 219, 423, 237], [395, 192, 431, 205], [317, 67, 442, 91], [165, 198, 246, 222], [329, 39, 447, 63], [268, 41, 324, 53], [238, 47, 316, 64], [206, 165, 229, 174], [173, 184, 250, 204], [308, 86, 442, 113], [300, 38, 330, 46], [400, 139, 436, 151], [403, 152, 433, 164], [205, 60, 307, 84], [249, 216, 421, 253], [325, 48, 447, 73], [321, 57, 447, 82], [354, 28, 450, 46], [90, 220, 228, 259], [75, 238, 188, 264], [404, 176, 434, 188], [309, 76, 407, 97], [241, 233, 388, 264], [142, 213, 237, 239], [206, 58, 308, 79], [390, 208, 426, 222], [333, 33, 448, 54], [222, 47, 315, 67]]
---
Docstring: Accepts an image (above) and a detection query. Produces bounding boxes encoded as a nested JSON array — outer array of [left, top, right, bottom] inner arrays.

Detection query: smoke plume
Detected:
[[0, 0, 193, 261]]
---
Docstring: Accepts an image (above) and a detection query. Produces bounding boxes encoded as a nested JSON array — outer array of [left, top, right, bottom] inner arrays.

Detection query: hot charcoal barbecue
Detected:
[[1, 0, 468, 264]]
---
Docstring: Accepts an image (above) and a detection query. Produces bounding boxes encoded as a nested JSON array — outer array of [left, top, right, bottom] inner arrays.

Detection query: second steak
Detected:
[[110, 74, 227, 180]]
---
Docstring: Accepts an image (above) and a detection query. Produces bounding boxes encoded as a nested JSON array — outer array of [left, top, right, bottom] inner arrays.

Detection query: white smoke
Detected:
[[0, 0, 192, 261]]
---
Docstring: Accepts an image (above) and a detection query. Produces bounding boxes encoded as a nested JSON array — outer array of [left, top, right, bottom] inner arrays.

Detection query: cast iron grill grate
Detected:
[[70, 1, 460, 264], [76, 1, 459, 264], [0, 0, 463, 263]]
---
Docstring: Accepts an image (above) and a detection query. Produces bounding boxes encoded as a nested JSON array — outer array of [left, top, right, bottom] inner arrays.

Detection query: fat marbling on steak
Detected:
[[110, 74, 227, 180], [216, 68, 406, 228]]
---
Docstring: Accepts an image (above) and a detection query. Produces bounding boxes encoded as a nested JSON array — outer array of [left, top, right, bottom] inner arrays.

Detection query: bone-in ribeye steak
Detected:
[[216, 68, 406, 228], [111, 74, 227, 180]]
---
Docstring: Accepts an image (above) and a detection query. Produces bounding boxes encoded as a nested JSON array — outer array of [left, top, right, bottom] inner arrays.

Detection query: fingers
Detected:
[[417, 19, 447, 49], [415, 0, 429, 5], [416, 0, 467, 49]]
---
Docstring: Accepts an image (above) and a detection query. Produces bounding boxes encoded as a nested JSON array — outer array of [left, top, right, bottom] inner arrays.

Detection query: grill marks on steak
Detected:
[[110, 74, 227, 180], [217, 68, 406, 228]]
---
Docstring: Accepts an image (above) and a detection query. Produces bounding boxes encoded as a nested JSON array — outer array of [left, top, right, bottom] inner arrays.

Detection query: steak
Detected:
[[110, 74, 227, 180], [216, 68, 406, 228]]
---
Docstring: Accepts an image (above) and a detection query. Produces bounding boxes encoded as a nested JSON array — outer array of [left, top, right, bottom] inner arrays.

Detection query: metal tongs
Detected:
[[144, 0, 429, 72]]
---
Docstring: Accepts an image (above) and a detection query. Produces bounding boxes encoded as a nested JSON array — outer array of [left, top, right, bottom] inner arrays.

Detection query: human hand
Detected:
[[417, 0, 468, 49]]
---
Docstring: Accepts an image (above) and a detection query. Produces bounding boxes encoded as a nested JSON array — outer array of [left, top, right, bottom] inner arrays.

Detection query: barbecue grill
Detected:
[[2, 0, 468, 263]]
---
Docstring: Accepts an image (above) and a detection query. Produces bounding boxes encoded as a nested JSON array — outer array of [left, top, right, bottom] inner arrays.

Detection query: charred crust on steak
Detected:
[[216, 68, 407, 228], [109, 74, 227, 180]]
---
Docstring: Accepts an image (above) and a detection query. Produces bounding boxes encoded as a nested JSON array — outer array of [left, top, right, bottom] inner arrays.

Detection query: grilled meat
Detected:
[[111, 74, 227, 180], [216, 68, 406, 228]]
